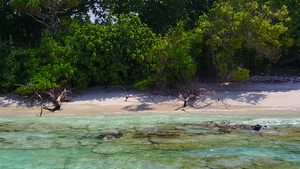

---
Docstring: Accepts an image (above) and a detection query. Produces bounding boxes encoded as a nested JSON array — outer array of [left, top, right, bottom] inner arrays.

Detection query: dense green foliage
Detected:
[[101, 0, 214, 34], [0, 42, 16, 92], [10, 15, 158, 93], [195, 1, 293, 79], [64, 15, 157, 87], [1, 0, 300, 94], [136, 22, 197, 89]]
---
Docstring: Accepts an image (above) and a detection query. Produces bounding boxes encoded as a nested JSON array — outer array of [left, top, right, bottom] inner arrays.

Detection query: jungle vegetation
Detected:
[[0, 0, 299, 94]]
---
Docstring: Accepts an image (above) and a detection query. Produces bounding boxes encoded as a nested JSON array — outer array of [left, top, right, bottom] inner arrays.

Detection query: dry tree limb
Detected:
[[43, 88, 72, 112], [15, 83, 72, 115], [43, 104, 60, 112], [45, 88, 72, 102], [29, 82, 44, 116], [15, 81, 44, 116], [119, 86, 130, 101], [177, 92, 190, 107]]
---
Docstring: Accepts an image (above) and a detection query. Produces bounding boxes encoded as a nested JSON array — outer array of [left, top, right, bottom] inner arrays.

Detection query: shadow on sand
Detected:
[[2, 82, 300, 110]]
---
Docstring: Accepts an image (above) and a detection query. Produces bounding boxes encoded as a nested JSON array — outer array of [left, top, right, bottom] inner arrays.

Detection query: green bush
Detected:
[[13, 15, 158, 93], [11, 33, 76, 94], [194, 1, 293, 79], [228, 67, 250, 82], [64, 15, 157, 87], [136, 22, 197, 89]]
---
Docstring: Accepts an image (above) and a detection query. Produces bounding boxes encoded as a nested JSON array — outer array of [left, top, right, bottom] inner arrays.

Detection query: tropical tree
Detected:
[[259, 0, 300, 68], [11, 0, 78, 36], [102, 0, 214, 34], [13, 15, 158, 93], [195, 0, 293, 80], [63, 15, 157, 88]]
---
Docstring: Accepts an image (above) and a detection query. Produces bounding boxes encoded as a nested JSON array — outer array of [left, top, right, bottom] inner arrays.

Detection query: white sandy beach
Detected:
[[1, 82, 300, 116]]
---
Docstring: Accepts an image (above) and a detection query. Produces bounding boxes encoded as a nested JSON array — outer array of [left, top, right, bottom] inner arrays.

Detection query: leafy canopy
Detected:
[[196, 0, 293, 80]]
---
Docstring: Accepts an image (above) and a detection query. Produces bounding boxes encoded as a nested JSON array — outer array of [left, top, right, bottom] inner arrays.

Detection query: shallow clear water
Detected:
[[1, 110, 300, 169]]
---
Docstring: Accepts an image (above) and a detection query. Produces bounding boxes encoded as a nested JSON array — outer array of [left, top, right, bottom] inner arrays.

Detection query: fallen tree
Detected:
[[43, 88, 72, 112], [15, 81, 72, 116]]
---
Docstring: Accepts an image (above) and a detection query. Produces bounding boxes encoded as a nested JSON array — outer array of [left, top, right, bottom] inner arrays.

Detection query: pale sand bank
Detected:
[[1, 83, 300, 116]]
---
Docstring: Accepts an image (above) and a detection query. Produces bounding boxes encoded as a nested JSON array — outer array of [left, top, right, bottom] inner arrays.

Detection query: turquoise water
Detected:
[[1, 110, 300, 168]]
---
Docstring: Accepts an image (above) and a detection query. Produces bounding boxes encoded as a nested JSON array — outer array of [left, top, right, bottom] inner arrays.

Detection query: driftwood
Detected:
[[43, 88, 72, 112], [177, 87, 219, 107], [43, 102, 61, 112], [15, 81, 72, 116]]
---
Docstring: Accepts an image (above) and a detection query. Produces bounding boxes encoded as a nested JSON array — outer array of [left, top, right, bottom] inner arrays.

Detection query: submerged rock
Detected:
[[26, 123, 71, 132], [0, 123, 24, 132], [147, 133, 181, 138], [218, 127, 234, 133], [26, 135, 41, 141], [132, 121, 266, 138], [134, 129, 182, 138], [79, 139, 98, 146], [95, 131, 123, 140], [250, 124, 267, 131], [182, 121, 266, 134]]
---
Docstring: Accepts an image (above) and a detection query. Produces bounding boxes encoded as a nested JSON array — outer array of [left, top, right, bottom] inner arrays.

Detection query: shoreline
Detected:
[[1, 82, 300, 116]]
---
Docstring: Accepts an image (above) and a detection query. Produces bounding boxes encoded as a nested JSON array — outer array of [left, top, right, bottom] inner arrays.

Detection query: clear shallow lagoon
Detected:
[[1, 110, 300, 169]]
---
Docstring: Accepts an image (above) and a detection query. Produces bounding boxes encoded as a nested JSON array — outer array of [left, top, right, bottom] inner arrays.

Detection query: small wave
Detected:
[[243, 118, 300, 126]]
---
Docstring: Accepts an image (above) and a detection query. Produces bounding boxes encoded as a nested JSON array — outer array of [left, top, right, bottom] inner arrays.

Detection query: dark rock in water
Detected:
[[26, 135, 41, 140], [133, 122, 268, 139], [250, 124, 267, 131], [81, 135, 96, 139], [194, 121, 219, 128], [0, 137, 6, 142], [147, 133, 181, 138], [218, 127, 233, 133], [134, 130, 181, 138], [134, 131, 146, 138], [193, 121, 251, 131], [185, 121, 267, 134], [104, 135, 115, 140], [96, 131, 123, 140]]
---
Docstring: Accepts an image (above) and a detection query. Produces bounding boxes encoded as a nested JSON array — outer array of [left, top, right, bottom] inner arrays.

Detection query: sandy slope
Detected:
[[1, 82, 300, 116]]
